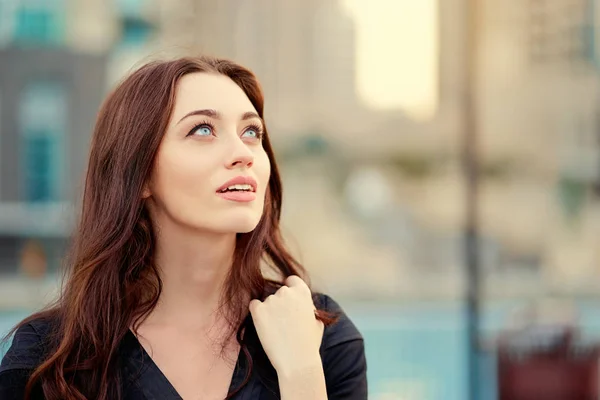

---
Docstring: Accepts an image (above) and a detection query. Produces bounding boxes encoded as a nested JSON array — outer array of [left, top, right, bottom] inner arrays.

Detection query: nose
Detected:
[[225, 139, 254, 169]]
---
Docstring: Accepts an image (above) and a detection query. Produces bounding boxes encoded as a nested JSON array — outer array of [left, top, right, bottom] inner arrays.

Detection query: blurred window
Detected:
[[115, 0, 152, 47], [121, 16, 152, 47], [528, 0, 593, 64], [14, 5, 61, 44], [18, 81, 67, 203], [0, 92, 2, 192]]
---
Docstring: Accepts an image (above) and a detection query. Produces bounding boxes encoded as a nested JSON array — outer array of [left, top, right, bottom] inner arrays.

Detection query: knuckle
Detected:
[[249, 299, 260, 309], [264, 294, 275, 303], [276, 286, 289, 295]]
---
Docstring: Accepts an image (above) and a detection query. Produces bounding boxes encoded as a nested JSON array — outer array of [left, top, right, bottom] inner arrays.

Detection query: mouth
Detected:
[[216, 176, 258, 202], [217, 183, 256, 194], [216, 176, 258, 194]]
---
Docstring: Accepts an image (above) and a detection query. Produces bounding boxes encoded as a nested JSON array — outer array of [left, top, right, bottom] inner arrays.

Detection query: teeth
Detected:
[[223, 184, 253, 192]]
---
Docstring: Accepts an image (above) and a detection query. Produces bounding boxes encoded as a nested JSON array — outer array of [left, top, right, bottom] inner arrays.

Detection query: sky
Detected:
[[342, 0, 439, 120]]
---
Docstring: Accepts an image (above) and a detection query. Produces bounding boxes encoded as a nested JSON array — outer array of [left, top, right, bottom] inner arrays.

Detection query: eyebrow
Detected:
[[176, 109, 263, 125]]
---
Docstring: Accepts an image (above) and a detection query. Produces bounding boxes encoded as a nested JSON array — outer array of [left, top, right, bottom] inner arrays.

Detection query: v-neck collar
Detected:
[[121, 329, 252, 399]]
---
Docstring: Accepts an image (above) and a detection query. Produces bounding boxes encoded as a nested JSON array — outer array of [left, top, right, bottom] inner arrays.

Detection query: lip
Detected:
[[216, 176, 258, 193], [217, 191, 256, 202]]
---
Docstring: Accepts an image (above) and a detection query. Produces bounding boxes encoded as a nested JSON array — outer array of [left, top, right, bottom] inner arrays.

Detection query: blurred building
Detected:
[[365, 0, 600, 296], [155, 0, 363, 148], [274, 0, 600, 297], [1, 0, 600, 298], [0, 0, 155, 274], [470, 0, 600, 290]]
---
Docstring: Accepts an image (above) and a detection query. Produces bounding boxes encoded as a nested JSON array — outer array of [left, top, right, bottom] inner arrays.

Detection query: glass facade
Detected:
[[18, 81, 67, 203], [116, 0, 152, 47], [0, 0, 65, 46], [121, 16, 152, 47]]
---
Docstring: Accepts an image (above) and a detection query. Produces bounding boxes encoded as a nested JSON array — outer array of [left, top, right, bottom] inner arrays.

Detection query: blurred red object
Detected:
[[19, 239, 47, 279], [497, 325, 600, 400]]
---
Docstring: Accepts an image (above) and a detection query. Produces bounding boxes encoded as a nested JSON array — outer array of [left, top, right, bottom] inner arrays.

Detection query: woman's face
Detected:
[[144, 72, 271, 234]]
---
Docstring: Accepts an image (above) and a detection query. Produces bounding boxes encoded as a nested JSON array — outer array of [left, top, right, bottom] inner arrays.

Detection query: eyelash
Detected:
[[186, 120, 215, 137], [186, 120, 264, 140], [244, 123, 265, 140]]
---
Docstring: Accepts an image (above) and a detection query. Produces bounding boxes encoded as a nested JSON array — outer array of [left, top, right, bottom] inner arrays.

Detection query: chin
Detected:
[[235, 224, 259, 234], [219, 212, 262, 234]]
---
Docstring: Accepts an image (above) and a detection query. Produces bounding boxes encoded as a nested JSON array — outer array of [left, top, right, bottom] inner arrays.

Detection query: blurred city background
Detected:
[[3, 0, 600, 398]]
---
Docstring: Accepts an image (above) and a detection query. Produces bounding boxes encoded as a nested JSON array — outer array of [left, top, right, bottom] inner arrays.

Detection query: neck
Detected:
[[149, 219, 237, 329]]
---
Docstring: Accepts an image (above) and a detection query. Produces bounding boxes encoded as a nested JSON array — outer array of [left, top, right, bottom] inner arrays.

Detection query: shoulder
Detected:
[[313, 293, 363, 348], [0, 316, 55, 374], [313, 293, 368, 399]]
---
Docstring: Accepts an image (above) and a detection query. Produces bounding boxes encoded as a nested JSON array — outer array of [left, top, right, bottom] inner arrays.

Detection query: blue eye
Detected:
[[188, 122, 214, 137], [242, 124, 263, 140], [195, 126, 212, 136], [243, 129, 257, 138]]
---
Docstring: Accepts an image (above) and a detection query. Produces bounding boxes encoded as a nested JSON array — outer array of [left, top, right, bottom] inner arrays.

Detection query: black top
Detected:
[[0, 294, 367, 399]]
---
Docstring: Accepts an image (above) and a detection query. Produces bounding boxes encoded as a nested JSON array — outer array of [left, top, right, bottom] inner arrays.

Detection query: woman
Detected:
[[0, 56, 367, 399]]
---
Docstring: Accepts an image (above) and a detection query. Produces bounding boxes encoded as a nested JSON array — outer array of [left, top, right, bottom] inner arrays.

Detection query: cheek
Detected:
[[151, 147, 212, 202], [255, 151, 271, 193]]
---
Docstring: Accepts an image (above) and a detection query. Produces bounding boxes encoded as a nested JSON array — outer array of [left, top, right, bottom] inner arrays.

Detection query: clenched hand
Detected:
[[249, 275, 325, 378]]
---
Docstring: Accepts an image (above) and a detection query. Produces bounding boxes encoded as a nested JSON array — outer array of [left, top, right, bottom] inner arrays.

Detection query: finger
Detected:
[[275, 285, 289, 296], [284, 275, 307, 289], [264, 294, 276, 303], [249, 298, 262, 315]]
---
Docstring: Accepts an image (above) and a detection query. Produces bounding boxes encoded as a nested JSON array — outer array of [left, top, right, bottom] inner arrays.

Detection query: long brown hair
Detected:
[[8, 56, 335, 399]]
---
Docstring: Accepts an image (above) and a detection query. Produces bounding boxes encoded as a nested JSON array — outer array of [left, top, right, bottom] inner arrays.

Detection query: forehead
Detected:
[[171, 72, 257, 121]]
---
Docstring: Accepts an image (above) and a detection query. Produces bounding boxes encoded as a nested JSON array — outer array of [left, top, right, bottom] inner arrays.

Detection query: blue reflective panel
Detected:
[[115, 0, 152, 47], [121, 17, 152, 46], [14, 6, 59, 44], [23, 134, 54, 201], [19, 81, 67, 203]]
